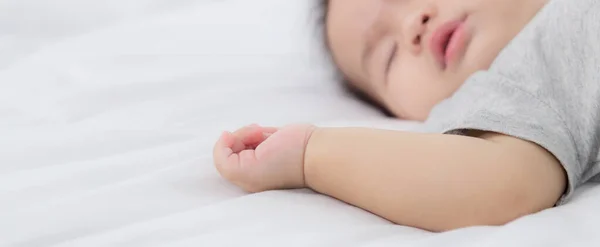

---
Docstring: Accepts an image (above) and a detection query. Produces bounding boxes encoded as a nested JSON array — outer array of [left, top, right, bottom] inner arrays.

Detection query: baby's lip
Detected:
[[429, 18, 466, 69]]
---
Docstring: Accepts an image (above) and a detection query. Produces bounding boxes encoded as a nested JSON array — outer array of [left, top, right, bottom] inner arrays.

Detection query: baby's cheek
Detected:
[[386, 81, 451, 121]]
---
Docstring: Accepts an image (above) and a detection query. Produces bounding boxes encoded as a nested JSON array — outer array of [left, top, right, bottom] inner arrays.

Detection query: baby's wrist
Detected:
[[301, 125, 321, 189], [300, 125, 318, 188]]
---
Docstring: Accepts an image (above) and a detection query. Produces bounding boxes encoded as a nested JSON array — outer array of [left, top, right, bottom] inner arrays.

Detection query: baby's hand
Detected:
[[213, 124, 316, 193]]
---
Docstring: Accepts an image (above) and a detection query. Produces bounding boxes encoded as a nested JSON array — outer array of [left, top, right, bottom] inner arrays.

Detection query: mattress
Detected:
[[1, 0, 600, 246]]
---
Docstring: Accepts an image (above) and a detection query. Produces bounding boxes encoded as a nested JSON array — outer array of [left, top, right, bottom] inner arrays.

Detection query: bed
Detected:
[[2, 0, 600, 246]]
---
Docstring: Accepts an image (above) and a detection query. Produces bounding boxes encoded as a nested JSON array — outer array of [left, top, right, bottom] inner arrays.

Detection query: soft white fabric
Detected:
[[1, 0, 599, 246]]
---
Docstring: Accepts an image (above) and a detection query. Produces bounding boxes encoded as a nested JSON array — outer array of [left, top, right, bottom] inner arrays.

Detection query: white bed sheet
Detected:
[[1, 0, 600, 246]]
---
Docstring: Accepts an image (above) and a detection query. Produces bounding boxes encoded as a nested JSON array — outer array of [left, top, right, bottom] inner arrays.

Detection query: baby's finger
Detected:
[[260, 127, 279, 135], [229, 127, 256, 153], [233, 124, 260, 136], [239, 149, 259, 168], [213, 132, 242, 177], [235, 125, 269, 149], [213, 132, 232, 168], [214, 131, 236, 158], [214, 131, 233, 154]]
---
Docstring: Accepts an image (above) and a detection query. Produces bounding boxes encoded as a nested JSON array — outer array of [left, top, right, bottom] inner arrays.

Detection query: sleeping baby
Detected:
[[213, 0, 600, 231]]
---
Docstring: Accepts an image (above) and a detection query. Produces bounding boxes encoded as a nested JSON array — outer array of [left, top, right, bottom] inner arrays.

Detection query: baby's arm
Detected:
[[304, 128, 566, 232], [213, 125, 566, 232]]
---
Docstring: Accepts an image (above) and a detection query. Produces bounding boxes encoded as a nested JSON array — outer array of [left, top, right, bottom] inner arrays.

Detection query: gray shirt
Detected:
[[426, 0, 600, 204]]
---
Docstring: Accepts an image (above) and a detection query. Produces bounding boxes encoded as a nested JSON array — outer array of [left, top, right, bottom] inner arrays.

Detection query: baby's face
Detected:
[[327, 0, 547, 120]]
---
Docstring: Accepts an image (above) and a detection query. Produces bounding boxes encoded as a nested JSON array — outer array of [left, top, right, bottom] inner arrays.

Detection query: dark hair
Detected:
[[317, 0, 394, 117]]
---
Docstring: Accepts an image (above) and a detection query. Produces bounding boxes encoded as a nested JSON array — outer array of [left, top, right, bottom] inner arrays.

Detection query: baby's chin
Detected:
[[385, 77, 474, 121], [385, 98, 438, 122]]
